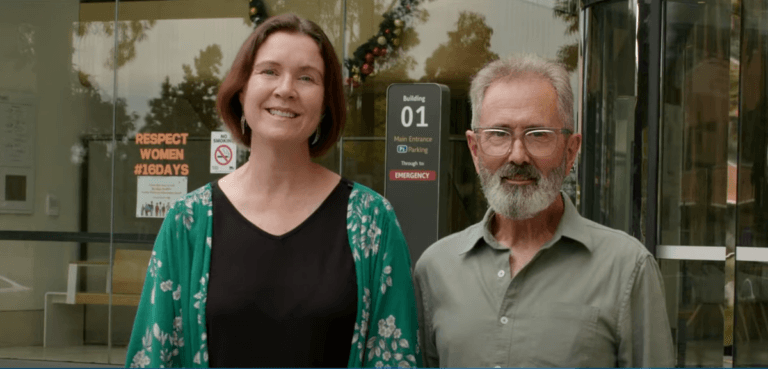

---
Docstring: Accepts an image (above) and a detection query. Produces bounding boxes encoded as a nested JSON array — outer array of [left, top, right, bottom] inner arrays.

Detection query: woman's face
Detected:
[[240, 31, 325, 148]]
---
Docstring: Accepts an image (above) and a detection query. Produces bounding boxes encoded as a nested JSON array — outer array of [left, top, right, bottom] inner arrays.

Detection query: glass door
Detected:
[[658, 0, 734, 365], [734, 0, 768, 365], [660, 0, 768, 366]]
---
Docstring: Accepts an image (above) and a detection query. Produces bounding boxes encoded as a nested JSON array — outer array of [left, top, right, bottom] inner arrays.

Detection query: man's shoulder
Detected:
[[415, 221, 483, 273], [574, 214, 652, 260]]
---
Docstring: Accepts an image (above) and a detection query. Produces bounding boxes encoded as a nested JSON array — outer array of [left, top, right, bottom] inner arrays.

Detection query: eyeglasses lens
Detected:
[[479, 129, 558, 157]]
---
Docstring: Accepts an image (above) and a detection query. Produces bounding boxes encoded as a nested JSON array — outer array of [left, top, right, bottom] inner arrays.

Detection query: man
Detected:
[[413, 55, 674, 367]]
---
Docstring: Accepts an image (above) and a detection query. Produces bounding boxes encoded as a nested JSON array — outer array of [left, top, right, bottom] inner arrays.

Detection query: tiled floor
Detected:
[[0, 345, 125, 366]]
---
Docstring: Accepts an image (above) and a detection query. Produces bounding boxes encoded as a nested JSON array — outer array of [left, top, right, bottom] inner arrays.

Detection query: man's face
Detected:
[[466, 77, 582, 220]]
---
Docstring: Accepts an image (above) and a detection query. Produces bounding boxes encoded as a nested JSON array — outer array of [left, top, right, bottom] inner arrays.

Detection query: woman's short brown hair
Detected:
[[216, 13, 345, 158]]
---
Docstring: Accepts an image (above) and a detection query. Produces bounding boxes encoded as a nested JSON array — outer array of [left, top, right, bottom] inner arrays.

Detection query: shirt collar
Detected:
[[458, 192, 594, 255]]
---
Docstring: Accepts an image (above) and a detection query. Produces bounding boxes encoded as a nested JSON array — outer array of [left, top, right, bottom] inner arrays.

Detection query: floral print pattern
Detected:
[[126, 183, 421, 368]]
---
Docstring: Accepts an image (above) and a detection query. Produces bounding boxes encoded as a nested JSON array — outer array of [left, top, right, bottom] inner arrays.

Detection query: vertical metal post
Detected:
[[633, 0, 662, 251], [725, 0, 743, 364], [108, 0, 120, 363]]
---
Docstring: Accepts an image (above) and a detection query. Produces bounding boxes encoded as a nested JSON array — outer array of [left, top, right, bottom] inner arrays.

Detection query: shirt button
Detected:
[[497, 270, 505, 278], [500, 316, 509, 324]]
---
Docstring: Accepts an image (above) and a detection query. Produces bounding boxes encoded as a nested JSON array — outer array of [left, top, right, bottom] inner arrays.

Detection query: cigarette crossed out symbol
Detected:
[[215, 145, 232, 166]]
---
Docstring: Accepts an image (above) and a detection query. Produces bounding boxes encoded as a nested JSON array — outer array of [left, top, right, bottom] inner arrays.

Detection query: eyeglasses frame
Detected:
[[471, 126, 574, 158]]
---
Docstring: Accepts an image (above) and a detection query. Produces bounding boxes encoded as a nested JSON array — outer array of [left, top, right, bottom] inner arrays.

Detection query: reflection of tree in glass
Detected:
[[75, 20, 157, 70], [265, 0, 346, 41], [142, 45, 223, 136], [71, 70, 139, 137], [421, 11, 499, 88], [419, 12, 499, 227], [553, 0, 578, 72]]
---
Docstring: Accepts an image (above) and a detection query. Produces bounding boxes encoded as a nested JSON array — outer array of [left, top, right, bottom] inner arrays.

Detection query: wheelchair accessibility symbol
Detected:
[[397, 145, 408, 153]]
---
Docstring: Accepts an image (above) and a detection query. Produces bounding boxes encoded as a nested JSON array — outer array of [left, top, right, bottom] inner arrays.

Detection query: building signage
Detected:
[[385, 83, 450, 262]]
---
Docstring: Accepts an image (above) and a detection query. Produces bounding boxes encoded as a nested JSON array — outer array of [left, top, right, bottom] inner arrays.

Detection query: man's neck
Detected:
[[492, 195, 565, 252]]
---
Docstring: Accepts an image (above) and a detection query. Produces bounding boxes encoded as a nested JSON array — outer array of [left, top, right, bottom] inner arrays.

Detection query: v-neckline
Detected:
[[212, 178, 345, 240]]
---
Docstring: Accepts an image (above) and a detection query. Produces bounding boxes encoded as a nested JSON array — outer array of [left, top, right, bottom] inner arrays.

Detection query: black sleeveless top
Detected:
[[206, 178, 357, 368]]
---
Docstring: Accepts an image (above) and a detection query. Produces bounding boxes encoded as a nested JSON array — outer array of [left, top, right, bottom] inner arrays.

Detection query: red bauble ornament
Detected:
[[385, 28, 391, 34], [345, 77, 353, 85], [373, 47, 382, 56], [365, 53, 374, 63], [380, 48, 388, 56], [361, 63, 373, 75]]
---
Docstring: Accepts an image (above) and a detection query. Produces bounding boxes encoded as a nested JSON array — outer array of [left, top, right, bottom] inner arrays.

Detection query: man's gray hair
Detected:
[[469, 54, 574, 130]]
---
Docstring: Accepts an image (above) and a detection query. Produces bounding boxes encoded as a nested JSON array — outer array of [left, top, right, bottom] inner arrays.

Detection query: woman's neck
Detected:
[[238, 140, 318, 197]]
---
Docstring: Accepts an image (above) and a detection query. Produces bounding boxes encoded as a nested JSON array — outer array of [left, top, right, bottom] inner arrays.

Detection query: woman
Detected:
[[126, 14, 421, 368]]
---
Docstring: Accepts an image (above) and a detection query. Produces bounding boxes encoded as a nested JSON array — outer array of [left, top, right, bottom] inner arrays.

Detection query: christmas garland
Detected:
[[344, 0, 422, 88]]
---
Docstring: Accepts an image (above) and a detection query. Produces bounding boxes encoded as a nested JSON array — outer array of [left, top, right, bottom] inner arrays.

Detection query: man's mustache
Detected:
[[494, 163, 541, 181]]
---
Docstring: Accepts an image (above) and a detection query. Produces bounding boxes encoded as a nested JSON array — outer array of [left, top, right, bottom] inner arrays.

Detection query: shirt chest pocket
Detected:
[[515, 302, 600, 367]]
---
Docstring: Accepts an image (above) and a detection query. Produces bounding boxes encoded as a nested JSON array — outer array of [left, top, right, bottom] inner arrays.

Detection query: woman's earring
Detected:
[[311, 126, 321, 146], [240, 115, 247, 134], [311, 114, 325, 146]]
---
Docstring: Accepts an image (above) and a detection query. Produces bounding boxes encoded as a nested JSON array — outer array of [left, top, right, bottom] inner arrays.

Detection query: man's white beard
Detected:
[[477, 155, 568, 220]]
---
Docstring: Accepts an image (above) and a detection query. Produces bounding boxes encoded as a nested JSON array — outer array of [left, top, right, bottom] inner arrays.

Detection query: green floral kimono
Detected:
[[125, 182, 422, 368]]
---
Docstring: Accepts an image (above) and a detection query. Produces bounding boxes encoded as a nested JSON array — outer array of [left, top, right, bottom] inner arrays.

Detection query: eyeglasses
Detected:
[[472, 127, 572, 158]]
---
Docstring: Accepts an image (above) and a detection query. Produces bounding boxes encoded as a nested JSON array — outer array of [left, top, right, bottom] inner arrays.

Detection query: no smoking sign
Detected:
[[210, 131, 237, 173]]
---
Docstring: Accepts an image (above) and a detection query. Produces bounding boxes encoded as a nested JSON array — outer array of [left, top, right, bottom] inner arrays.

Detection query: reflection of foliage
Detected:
[[553, 0, 579, 72], [344, 0, 428, 87], [422, 12, 499, 86], [142, 45, 223, 135], [75, 20, 157, 70], [71, 70, 138, 135]]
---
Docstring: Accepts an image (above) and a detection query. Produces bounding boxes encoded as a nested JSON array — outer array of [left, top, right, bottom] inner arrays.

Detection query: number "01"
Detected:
[[401, 106, 427, 128]]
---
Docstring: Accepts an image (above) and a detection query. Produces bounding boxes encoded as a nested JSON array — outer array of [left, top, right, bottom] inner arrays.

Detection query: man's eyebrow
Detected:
[[486, 124, 550, 130]]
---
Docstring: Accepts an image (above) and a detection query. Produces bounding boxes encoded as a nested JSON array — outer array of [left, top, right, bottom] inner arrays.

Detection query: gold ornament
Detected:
[[393, 28, 402, 36], [352, 74, 361, 83], [249, 7, 257, 15], [392, 38, 400, 46], [351, 66, 359, 74], [377, 36, 387, 45], [394, 19, 404, 28]]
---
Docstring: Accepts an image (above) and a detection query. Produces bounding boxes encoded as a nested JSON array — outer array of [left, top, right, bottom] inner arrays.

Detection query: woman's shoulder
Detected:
[[347, 181, 395, 215], [164, 183, 214, 232], [172, 182, 213, 212]]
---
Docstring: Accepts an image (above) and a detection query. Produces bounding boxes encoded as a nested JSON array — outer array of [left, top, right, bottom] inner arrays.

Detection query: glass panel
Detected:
[[736, 0, 768, 365], [660, 259, 727, 367], [108, 1, 344, 364], [582, 0, 636, 234], [661, 0, 732, 247], [341, 139, 385, 194], [448, 138, 485, 234], [0, 0, 113, 363], [344, 0, 578, 234], [660, 0, 733, 365], [0, 0, 579, 364]]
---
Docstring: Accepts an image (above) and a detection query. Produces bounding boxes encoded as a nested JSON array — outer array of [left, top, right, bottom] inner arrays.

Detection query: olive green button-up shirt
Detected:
[[413, 194, 674, 367]]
